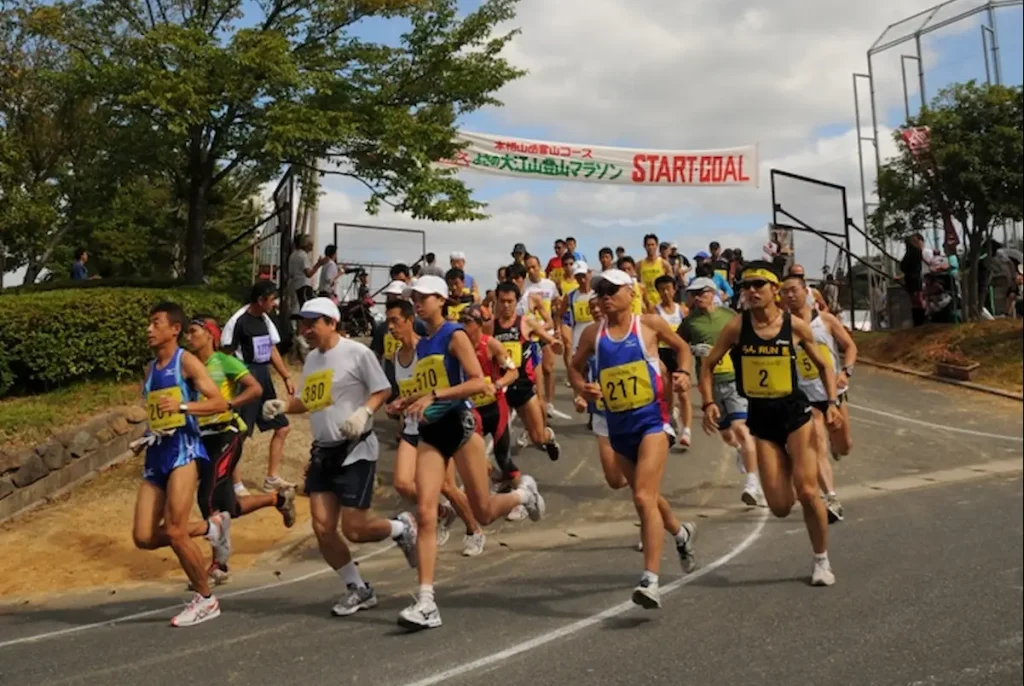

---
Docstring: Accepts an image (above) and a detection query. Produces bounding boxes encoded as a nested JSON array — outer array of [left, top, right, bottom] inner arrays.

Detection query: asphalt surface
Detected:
[[0, 366, 1021, 686]]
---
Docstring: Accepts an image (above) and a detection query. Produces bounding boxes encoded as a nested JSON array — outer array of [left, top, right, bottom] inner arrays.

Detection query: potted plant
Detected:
[[934, 348, 980, 381]]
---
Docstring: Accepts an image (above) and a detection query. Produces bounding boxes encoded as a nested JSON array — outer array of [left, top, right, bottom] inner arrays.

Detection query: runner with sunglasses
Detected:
[[697, 261, 842, 587], [569, 269, 697, 610]]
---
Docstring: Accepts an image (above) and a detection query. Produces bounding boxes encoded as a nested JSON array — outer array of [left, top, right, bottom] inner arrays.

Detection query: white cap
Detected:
[[669, 241, 678, 249], [402, 275, 449, 299], [382, 280, 406, 296], [295, 297, 341, 321], [592, 269, 633, 287], [686, 277, 718, 293], [449, 251, 466, 261], [572, 261, 591, 276]]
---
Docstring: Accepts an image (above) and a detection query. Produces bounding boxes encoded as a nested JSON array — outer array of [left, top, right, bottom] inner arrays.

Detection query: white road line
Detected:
[[848, 403, 1024, 442], [0, 543, 396, 650], [395, 508, 769, 686]]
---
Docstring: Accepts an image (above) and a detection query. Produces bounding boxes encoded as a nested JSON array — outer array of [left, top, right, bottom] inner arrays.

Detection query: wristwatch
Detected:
[[842, 366, 854, 377], [227, 401, 234, 412], [178, 402, 189, 414], [829, 399, 841, 408]]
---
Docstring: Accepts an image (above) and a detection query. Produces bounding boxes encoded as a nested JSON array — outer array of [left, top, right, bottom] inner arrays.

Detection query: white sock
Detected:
[[825, 491, 837, 498], [389, 519, 407, 539], [814, 552, 829, 564], [418, 584, 435, 604], [205, 519, 220, 542], [673, 526, 690, 545], [514, 486, 531, 506], [744, 473, 760, 491], [641, 570, 658, 585], [543, 426, 555, 444], [232, 482, 246, 494], [337, 561, 366, 589]]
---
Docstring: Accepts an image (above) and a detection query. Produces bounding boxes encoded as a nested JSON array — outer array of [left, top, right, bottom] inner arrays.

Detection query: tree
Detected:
[[871, 80, 1024, 319], [38, 0, 524, 284]]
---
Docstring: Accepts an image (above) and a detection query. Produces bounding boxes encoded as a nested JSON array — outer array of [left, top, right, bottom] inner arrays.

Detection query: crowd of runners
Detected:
[[130, 232, 859, 630]]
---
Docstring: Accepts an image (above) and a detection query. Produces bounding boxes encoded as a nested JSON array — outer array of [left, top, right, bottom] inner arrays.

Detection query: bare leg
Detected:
[[237, 493, 277, 516], [755, 438, 795, 518], [519, 394, 552, 446], [441, 460, 480, 534], [267, 425, 291, 479], [393, 438, 418, 502], [615, 432, 670, 575], [413, 447, 447, 587], [786, 422, 829, 555], [164, 462, 210, 596], [309, 492, 352, 569], [454, 434, 523, 525], [542, 345, 556, 409], [810, 410, 835, 495]]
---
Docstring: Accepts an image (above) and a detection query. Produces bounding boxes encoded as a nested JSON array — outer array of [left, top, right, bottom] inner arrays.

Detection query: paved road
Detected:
[[0, 367, 1021, 686]]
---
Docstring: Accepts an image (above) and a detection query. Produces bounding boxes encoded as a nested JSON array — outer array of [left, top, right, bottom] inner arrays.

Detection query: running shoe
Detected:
[[170, 593, 220, 627], [207, 512, 232, 568], [811, 558, 836, 587], [262, 475, 294, 493], [518, 475, 546, 522], [209, 563, 230, 586], [437, 499, 457, 547], [233, 482, 251, 497], [506, 504, 529, 522], [331, 584, 378, 616], [631, 577, 661, 609], [543, 438, 561, 462], [825, 494, 844, 524], [277, 486, 297, 528], [398, 597, 443, 631], [678, 427, 691, 451], [741, 486, 766, 508], [462, 532, 486, 557], [515, 430, 530, 449], [676, 521, 698, 573], [394, 512, 419, 568]]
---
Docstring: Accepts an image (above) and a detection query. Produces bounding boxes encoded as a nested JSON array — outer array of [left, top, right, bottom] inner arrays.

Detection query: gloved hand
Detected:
[[690, 343, 712, 358], [130, 434, 157, 455], [263, 399, 287, 420], [340, 406, 373, 439]]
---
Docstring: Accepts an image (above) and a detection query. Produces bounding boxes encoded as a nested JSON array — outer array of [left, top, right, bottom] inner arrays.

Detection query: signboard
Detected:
[[765, 224, 795, 276], [437, 131, 759, 188], [900, 126, 960, 252]]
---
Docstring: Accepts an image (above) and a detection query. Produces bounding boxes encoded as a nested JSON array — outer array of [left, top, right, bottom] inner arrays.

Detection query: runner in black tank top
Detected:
[[696, 261, 843, 588]]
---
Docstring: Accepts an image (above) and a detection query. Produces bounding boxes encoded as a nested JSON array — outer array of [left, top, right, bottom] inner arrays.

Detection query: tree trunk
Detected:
[[183, 175, 209, 285]]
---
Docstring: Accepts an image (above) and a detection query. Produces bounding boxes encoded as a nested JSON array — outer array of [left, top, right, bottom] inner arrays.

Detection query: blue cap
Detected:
[[695, 250, 710, 260]]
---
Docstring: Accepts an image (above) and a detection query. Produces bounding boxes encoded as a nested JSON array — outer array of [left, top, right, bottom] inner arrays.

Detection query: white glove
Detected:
[[691, 343, 712, 358], [130, 434, 157, 454], [340, 406, 373, 439], [262, 399, 287, 420]]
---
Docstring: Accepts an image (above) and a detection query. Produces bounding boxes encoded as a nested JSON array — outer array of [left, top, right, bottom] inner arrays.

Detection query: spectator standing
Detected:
[[71, 248, 90, 280], [318, 244, 343, 300], [288, 234, 328, 308], [419, 253, 445, 278], [899, 233, 926, 327]]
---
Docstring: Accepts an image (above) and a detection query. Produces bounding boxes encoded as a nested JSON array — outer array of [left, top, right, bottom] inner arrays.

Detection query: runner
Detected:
[[184, 317, 297, 585], [569, 270, 697, 608], [597, 247, 615, 273], [545, 240, 568, 286], [392, 276, 545, 630], [616, 256, 649, 315], [780, 274, 858, 523], [261, 297, 419, 617], [449, 252, 480, 303], [562, 261, 595, 357], [639, 234, 672, 308], [698, 261, 841, 587], [486, 281, 562, 461], [653, 275, 691, 448], [522, 255, 561, 415], [221, 280, 294, 494], [384, 299, 484, 556], [680, 277, 764, 507], [131, 301, 230, 627], [445, 268, 476, 322]]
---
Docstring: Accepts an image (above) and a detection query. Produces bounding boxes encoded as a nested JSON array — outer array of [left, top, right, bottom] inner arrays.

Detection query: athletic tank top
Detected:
[[393, 344, 419, 435], [655, 303, 684, 349], [639, 259, 664, 306], [566, 289, 595, 354], [446, 289, 475, 322], [413, 321, 468, 420], [630, 281, 645, 315], [594, 316, 667, 436], [732, 310, 799, 401], [493, 315, 536, 384], [795, 311, 842, 402], [470, 334, 499, 408], [142, 348, 204, 461]]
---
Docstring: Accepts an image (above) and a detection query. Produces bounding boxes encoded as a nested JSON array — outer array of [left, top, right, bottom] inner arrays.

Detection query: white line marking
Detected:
[[396, 509, 769, 686], [848, 403, 1024, 442], [0, 543, 396, 650]]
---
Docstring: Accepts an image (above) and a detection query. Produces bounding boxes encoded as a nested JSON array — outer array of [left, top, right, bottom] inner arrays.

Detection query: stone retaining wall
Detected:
[[0, 406, 148, 522]]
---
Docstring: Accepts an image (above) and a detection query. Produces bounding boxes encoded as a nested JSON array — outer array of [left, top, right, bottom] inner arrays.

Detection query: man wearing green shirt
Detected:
[[186, 317, 297, 584], [678, 278, 764, 507]]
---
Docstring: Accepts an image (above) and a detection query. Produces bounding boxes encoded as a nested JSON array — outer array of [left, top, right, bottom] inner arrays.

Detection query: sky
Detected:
[[5, 0, 1023, 289]]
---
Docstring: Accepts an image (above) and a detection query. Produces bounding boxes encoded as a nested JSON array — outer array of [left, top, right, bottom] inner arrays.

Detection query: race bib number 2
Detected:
[[301, 369, 334, 413]]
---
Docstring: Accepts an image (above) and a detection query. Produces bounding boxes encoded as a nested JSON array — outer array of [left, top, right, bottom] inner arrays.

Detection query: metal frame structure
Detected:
[[332, 221, 427, 300], [852, 0, 1020, 257]]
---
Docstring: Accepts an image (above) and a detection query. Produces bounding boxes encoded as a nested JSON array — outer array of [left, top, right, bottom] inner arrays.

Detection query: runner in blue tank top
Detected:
[[569, 269, 698, 611], [391, 275, 546, 632], [131, 301, 231, 628]]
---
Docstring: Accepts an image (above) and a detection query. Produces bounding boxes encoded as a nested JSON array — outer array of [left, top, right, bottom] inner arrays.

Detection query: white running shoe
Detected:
[[741, 488, 765, 507], [437, 500, 457, 547], [811, 558, 836, 587], [506, 504, 529, 522], [207, 512, 232, 568], [518, 475, 546, 522], [232, 482, 250, 497], [394, 512, 419, 568], [678, 427, 691, 450], [675, 522, 698, 573], [277, 486, 297, 528], [398, 597, 443, 631], [462, 532, 486, 557], [515, 430, 530, 449], [170, 592, 220, 627], [631, 577, 661, 609], [331, 584, 378, 616]]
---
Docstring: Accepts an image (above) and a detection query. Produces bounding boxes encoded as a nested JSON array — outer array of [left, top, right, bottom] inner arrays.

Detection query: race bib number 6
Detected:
[[301, 369, 334, 413]]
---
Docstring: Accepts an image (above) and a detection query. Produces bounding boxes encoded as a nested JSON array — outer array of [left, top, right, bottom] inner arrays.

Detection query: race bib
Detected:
[[397, 377, 418, 399], [470, 384, 496, 408], [447, 301, 469, 322], [147, 387, 186, 432], [301, 369, 334, 413], [414, 355, 450, 393], [599, 360, 655, 413], [198, 380, 234, 426], [502, 340, 523, 366], [561, 280, 579, 295], [796, 343, 833, 381], [713, 354, 735, 375], [252, 335, 273, 364], [572, 298, 593, 324], [741, 357, 793, 399], [383, 333, 400, 362]]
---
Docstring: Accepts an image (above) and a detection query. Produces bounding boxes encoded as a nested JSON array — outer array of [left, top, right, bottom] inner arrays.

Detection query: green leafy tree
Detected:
[[872, 81, 1024, 319], [40, 0, 524, 284]]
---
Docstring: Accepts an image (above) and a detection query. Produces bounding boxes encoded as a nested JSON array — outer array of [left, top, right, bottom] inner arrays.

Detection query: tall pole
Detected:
[[867, 56, 883, 261], [987, 2, 1002, 85], [853, 73, 873, 260]]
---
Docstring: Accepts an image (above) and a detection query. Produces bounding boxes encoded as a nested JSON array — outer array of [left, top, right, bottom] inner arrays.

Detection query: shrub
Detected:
[[0, 287, 242, 397]]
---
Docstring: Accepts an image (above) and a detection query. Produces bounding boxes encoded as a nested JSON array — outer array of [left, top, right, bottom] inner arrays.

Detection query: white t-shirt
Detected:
[[299, 336, 392, 464], [288, 249, 312, 290], [319, 260, 339, 294], [393, 347, 419, 436], [518, 278, 559, 325]]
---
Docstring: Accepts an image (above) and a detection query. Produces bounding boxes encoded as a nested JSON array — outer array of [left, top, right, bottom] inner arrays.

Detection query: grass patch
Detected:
[[0, 378, 142, 449], [853, 319, 1023, 394]]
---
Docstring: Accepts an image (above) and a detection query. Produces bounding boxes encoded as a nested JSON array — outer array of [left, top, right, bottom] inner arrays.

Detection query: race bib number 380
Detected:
[[301, 369, 334, 413]]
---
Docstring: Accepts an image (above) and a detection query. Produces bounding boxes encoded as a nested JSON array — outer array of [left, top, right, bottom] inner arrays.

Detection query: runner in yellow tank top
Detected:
[[616, 255, 650, 315], [639, 233, 672, 308]]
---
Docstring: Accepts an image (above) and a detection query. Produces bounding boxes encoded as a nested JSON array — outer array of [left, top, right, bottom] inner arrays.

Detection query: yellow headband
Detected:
[[740, 268, 780, 285]]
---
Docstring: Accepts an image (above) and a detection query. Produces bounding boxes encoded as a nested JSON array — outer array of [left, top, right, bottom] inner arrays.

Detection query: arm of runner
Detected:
[[793, 316, 842, 428], [488, 337, 518, 389], [698, 315, 741, 434], [269, 345, 296, 396], [824, 312, 858, 388], [642, 314, 692, 392], [229, 363, 263, 409], [568, 323, 600, 402], [441, 329, 489, 401], [524, 316, 563, 355], [173, 352, 230, 416]]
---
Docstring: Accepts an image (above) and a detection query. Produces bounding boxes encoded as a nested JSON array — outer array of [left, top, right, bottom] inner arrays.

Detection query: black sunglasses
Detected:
[[740, 279, 770, 290], [595, 281, 623, 297]]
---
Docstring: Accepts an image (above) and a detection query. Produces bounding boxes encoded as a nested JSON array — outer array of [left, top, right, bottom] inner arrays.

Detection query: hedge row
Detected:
[[0, 287, 243, 397]]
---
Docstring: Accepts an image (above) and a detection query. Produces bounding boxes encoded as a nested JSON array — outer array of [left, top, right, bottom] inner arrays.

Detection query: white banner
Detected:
[[437, 131, 759, 188]]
